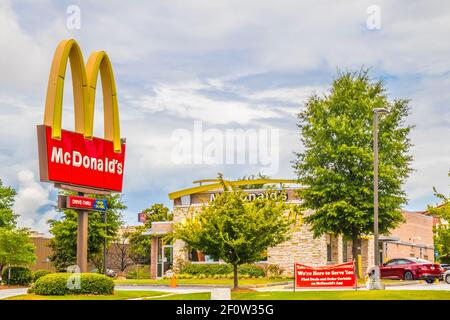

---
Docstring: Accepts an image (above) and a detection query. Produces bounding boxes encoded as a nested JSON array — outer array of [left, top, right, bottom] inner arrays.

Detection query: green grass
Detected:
[[232, 290, 450, 300], [114, 278, 290, 286], [5, 290, 168, 300], [147, 292, 211, 300]]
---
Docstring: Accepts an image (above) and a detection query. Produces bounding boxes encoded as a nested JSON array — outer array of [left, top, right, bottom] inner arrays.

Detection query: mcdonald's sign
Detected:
[[37, 39, 126, 192]]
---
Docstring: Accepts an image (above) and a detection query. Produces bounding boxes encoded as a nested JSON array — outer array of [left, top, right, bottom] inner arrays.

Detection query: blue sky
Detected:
[[0, 1, 449, 234]]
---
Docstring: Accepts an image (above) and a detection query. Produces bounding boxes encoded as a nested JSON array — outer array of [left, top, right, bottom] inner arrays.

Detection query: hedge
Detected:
[[126, 265, 151, 279], [2, 267, 33, 285], [33, 270, 52, 282], [29, 273, 114, 295], [179, 263, 265, 277]]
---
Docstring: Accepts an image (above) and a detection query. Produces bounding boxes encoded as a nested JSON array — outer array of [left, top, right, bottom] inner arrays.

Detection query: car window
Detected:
[[396, 259, 411, 265], [409, 258, 430, 264], [385, 260, 397, 266]]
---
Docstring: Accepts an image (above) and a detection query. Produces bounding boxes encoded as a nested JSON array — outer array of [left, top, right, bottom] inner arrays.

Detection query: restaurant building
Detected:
[[147, 178, 435, 279]]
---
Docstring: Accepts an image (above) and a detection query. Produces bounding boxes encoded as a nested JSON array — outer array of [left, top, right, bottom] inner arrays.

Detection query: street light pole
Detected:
[[372, 108, 389, 284]]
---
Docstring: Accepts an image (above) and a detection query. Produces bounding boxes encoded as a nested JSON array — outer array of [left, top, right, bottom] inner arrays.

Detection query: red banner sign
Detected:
[[37, 125, 126, 192], [295, 261, 356, 288]]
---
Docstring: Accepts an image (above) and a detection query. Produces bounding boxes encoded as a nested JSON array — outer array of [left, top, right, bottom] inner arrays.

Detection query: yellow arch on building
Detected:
[[44, 39, 122, 153], [168, 178, 299, 200]]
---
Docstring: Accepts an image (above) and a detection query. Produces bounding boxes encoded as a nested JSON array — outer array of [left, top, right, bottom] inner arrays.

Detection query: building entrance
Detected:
[[157, 244, 173, 278]]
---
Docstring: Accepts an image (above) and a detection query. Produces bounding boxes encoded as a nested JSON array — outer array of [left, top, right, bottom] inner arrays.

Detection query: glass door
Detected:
[[159, 245, 173, 277]]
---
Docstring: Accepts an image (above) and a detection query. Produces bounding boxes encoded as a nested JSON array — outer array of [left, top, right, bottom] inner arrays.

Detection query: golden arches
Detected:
[[168, 179, 299, 200], [43, 39, 122, 153]]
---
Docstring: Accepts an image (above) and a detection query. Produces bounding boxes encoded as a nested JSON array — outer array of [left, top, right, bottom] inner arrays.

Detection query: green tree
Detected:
[[174, 176, 297, 288], [0, 228, 36, 276], [428, 171, 450, 263], [294, 69, 413, 260], [128, 226, 151, 265], [141, 203, 172, 228], [237, 173, 271, 189], [48, 192, 125, 271], [128, 203, 172, 265], [0, 179, 18, 229]]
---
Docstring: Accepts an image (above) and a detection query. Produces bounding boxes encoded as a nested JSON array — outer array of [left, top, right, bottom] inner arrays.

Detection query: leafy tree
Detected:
[[48, 192, 125, 271], [0, 179, 18, 229], [174, 176, 297, 288], [237, 173, 271, 189], [428, 171, 450, 263], [128, 226, 151, 265], [294, 69, 413, 260], [141, 203, 172, 228], [0, 228, 36, 276]]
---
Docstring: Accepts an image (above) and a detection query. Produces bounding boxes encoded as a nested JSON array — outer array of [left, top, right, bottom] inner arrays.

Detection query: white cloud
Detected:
[[130, 81, 283, 124], [13, 170, 56, 235]]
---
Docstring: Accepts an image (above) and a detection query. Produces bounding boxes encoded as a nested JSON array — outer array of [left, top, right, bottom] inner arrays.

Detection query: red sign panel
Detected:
[[138, 212, 147, 223], [295, 261, 356, 288], [67, 195, 107, 211], [37, 125, 126, 192]]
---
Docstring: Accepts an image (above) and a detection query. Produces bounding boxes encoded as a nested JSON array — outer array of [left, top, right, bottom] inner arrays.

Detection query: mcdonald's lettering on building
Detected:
[[37, 39, 126, 192]]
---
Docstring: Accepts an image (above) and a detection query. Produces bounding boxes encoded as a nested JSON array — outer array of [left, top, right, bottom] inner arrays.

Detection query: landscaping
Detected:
[[232, 290, 450, 300], [29, 273, 114, 295], [6, 290, 168, 300], [114, 277, 290, 286], [5, 289, 450, 300]]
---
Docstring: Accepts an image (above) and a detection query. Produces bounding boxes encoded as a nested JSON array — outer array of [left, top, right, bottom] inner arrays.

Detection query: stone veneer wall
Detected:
[[267, 209, 329, 275]]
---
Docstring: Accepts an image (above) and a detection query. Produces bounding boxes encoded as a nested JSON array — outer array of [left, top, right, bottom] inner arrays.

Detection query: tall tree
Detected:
[[0, 179, 18, 229], [48, 192, 125, 271], [428, 171, 450, 263], [294, 69, 413, 260], [0, 228, 36, 275], [175, 176, 297, 288]]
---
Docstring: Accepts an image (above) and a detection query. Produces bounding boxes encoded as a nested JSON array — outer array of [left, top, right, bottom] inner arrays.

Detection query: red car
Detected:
[[377, 258, 443, 283]]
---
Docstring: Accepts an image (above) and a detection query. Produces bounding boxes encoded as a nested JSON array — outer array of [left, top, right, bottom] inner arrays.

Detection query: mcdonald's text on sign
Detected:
[[295, 261, 356, 288], [38, 126, 125, 192]]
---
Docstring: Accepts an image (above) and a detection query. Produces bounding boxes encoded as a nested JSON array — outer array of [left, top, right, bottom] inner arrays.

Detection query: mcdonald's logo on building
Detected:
[[37, 39, 126, 192]]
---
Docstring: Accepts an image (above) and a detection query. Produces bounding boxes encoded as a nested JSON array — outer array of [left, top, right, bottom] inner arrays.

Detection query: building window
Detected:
[[342, 239, 348, 262], [326, 234, 332, 262]]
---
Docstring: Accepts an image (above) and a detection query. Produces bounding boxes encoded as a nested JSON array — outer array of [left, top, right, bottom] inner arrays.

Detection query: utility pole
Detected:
[[372, 108, 389, 289]]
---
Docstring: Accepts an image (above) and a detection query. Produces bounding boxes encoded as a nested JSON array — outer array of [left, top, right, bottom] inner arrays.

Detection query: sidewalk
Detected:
[[0, 288, 28, 300]]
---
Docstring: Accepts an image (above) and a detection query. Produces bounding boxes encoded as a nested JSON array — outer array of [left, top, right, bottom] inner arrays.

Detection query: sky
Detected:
[[0, 0, 449, 234]]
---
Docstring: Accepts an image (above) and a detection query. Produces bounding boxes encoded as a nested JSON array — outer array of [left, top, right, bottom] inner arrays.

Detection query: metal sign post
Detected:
[[58, 192, 108, 273]]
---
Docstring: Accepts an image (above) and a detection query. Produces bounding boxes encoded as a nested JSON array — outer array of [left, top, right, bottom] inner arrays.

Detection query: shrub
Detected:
[[179, 263, 265, 277], [2, 267, 33, 285], [180, 263, 232, 275], [33, 270, 52, 282], [237, 264, 265, 277], [266, 264, 283, 277], [30, 273, 114, 296], [126, 265, 151, 279], [440, 256, 450, 264]]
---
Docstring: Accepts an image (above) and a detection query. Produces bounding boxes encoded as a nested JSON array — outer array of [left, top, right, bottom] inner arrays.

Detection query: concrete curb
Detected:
[[115, 281, 291, 289], [282, 280, 420, 290]]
